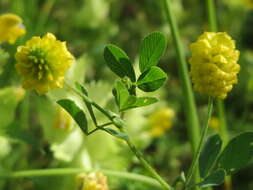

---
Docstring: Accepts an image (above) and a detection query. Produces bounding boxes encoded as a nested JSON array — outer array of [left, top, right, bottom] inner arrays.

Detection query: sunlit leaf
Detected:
[[104, 44, 136, 81], [114, 81, 158, 111], [139, 32, 167, 72], [137, 66, 167, 92]]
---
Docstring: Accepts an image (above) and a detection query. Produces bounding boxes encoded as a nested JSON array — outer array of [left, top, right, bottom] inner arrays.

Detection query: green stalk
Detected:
[[161, 0, 200, 153], [206, 0, 218, 32], [160, 0, 201, 187], [0, 168, 162, 188], [217, 100, 229, 145], [206, 1, 232, 189], [184, 97, 214, 188], [206, 0, 229, 147], [125, 138, 172, 190]]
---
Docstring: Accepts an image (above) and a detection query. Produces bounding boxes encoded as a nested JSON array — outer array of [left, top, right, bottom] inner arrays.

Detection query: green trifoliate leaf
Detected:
[[104, 44, 136, 82], [199, 134, 223, 178], [139, 32, 167, 72], [114, 81, 158, 111], [57, 99, 88, 134], [218, 132, 253, 174], [198, 169, 226, 188], [137, 66, 167, 92]]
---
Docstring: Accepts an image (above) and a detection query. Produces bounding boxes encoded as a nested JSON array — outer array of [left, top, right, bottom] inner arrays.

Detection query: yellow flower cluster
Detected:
[[0, 13, 25, 44], [189, 32, 240, 99], [149, 108, 175, 137], [15, 33, 74, 95], [76, 172, 109, 190]]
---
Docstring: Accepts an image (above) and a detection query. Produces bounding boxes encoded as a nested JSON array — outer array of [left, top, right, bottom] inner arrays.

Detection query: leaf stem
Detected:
[[184, 97, 214, 188], [0, 168, 162, 188]]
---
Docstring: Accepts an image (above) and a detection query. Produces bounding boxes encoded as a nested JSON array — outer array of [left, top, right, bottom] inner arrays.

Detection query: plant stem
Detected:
[[161, 0, 200, 154], [160, 0, 201, 187], [206, 0, 218, 32], [217, 100, 229, 145], [184, 97, 214, 188], [125, 138, 172, 190], [206, 1, 232, 189], [0, 168, 162, 188]]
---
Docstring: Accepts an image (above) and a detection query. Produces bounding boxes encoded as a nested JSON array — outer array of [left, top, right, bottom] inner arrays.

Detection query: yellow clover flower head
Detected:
[[149, 108, 175, 137], [0, 13, 26, 44], [76, 172, 109, 190], [189, 32, 240, 99], [15, 33, 75, 95]]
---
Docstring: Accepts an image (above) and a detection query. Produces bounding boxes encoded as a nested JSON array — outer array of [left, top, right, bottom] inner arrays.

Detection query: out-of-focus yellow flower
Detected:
[[53, 106, 72, 130], [148, 108, 175, 137], [189, 32, 240, 99], [243, 0, 253, 9], [209, 116, 220, 131], [76, 172, 109, 190], [15, 33, 74, 95], [0, 13, 25, 44]]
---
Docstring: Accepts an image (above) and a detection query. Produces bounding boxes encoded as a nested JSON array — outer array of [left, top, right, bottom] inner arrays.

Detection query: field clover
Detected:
[[15, 33, 74, 95], [189, 32, 240, 99], [0, 13, 26, 44]]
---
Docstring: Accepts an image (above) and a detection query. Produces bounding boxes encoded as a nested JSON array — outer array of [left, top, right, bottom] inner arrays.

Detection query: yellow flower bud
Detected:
[[15, 33, 75, 95], [76, 172, 109, 190], [148, 108, 175, 137], [0, 13, 26, 44], [189, 32, 240, 99]]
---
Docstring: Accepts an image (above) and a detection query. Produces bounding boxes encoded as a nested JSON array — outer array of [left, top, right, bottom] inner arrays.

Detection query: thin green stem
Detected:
[[161, 0, 200, 152], [161, 0, 201, 187], [65, 83, 114, 120], [125, 138, 172, 190], [206, 0, 218, 32], [206, 1, 232, 189], [217, 100, 229, 145], [184, 97, 214, 188], [0, 168, 162, 188]]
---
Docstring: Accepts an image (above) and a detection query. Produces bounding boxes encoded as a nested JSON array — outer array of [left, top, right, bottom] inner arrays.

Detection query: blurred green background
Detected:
[[0, 0, 253, 189]]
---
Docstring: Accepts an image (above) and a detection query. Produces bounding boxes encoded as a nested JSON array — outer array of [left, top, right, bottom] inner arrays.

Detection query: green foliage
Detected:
[[218, 132, 253, 174], [114, 81, 158, 111], [57, 99, 88, 134], [137, 66, 167, 92], [199, 134, 222, 178], [104, 44, 136, 82], [197, 169, 226, 188], [139, 32, 167, 73]]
